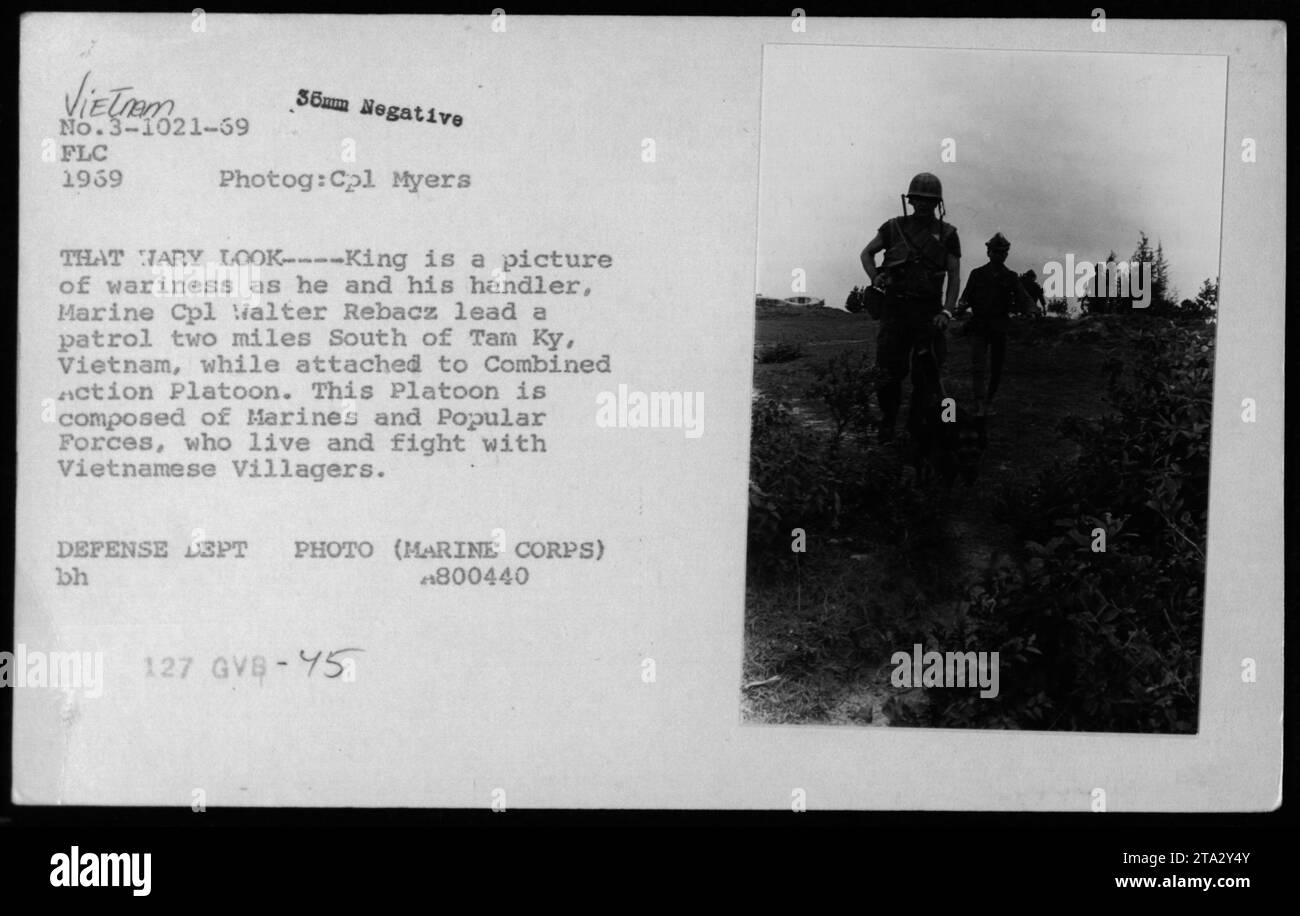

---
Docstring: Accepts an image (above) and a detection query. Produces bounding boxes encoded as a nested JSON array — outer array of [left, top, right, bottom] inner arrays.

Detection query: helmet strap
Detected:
[[901, 193, 945, 223]]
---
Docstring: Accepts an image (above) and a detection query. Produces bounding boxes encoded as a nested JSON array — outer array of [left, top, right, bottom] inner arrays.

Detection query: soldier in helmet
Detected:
[[1020, 269, 1047, 318], [859, 172, 961, 444], [954, 232, 1034, 416]]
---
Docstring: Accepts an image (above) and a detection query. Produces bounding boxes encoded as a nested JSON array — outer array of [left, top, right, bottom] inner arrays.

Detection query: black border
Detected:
[[3, 1, 1294, 897]]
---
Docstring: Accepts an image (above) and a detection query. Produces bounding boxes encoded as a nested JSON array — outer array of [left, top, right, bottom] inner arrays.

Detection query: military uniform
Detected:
[[874, 213, 961, 435], [957, 235, 1032, 405], [1021, 274, 1046, 316]]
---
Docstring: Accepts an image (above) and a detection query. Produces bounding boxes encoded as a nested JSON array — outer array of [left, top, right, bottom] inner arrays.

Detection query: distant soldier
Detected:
[[955, 232, 1033, 416], [860, 172, 961, 444], [1020, 269, 1047, 317]]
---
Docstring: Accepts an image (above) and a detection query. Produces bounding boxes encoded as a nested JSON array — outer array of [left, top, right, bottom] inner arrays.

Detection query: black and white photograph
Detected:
[[745, 44, 1227, 732]]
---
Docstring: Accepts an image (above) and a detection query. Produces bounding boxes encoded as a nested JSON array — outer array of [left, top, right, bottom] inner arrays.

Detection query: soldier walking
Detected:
[[1020, 269, 1047, 317], [859, 173, 962, 444], [955, 232, 1033, 416]]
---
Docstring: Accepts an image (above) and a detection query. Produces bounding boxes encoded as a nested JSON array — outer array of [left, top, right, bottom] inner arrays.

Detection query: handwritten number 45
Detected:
[[299, 648, 364, 678]]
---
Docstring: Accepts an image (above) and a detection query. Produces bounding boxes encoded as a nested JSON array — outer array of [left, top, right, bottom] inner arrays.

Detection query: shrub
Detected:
[[747, 393, 832, 554], [905, 318, 1212, 732], [747, 391, 941, 570], [806, 352, 879, 447]]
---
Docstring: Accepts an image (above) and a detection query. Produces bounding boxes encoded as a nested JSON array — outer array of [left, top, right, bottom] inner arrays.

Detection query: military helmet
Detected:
[[906, 172, 943, 200], [986, 232, 1011, 250]]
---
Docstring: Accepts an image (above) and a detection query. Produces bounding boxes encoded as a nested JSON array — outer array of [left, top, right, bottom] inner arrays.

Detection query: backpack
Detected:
[[882, 217, 953, 297]]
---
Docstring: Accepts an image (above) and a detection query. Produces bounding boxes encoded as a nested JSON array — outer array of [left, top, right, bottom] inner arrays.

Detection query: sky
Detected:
[[756, 45, 1227, 307]]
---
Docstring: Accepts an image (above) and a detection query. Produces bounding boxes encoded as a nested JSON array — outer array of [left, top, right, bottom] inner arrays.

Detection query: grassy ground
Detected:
[[743, 303, 1136, 725]]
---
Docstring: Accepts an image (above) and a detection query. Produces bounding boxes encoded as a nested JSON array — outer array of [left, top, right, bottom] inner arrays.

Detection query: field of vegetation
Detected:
[[744, 299, 1215, 732]]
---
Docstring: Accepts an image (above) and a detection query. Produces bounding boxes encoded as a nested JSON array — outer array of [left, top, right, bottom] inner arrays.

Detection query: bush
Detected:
[[806, 352, 879, 446], [1151, 298, 1216, 322], [748, 394, 831, 554], [904, 318, 1212, 732], [747, 391, 938, 569]]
